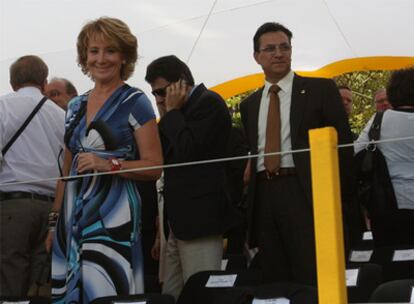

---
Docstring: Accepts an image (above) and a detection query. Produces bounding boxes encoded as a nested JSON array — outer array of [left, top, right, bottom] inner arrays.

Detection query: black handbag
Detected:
[[354, 112, 398, 217]]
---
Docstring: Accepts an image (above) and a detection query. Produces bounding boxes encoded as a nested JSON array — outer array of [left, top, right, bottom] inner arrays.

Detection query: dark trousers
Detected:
[[0, 198, 50, 296], [256, 175, 317, 285]]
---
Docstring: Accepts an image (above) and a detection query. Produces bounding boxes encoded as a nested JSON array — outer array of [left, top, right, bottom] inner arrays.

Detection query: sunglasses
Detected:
[[151, 83, 171, 98]]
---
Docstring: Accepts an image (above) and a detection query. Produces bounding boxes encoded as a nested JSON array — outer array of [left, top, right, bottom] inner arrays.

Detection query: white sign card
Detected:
[[252, 297, 290, 304], [349, 250, 373, 262], [392, 249, 414, 261], [346, 269, 359, 287], [205, 274, 237, 288], [221, 259, 228, 270], [362, 231, 373, 240]]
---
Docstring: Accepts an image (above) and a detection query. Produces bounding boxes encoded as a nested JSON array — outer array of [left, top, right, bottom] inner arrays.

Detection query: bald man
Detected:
[[45, 77, 78, 110]]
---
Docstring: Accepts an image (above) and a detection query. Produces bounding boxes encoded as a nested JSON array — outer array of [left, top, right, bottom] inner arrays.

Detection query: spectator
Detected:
[[0, 55, 65, 297], [45, 77, 78, 110], [338, 85, 353, 117], [338, 85, 358, 140], [145, 55, 240, 300], [240, 22, 353, 285], [355, 67, 414, 247], [48, 17, 163, 303], [374, 88, 392, 112]]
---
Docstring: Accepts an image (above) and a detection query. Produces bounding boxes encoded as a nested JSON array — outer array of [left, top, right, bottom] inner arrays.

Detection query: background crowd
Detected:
[[0, 17, 413, 304]]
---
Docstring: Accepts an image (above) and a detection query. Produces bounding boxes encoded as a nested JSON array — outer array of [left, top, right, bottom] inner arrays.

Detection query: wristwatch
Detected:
[[109, 158, 122, 171]]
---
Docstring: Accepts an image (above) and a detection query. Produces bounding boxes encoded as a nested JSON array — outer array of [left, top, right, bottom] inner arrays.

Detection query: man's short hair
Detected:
[[145, 55, 195, 86], [253, 22, 293, 52], [10, 55, 48, 88], [50, 77, 78, 96], [387, 67, 414, 107]]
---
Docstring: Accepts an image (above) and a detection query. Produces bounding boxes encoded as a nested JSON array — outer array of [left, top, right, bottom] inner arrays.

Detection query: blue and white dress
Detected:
[[51, 84, 155, 303]]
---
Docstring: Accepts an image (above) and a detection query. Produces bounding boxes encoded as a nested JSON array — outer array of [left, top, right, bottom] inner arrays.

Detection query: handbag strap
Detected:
[[2, 96, 48, 156], [368, 111, 385, 141]]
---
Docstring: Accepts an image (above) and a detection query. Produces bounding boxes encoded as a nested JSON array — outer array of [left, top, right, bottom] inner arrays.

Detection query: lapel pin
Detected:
[[300, 89, 306, 94]]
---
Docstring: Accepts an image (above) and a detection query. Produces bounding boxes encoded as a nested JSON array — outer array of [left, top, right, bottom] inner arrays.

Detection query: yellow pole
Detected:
[[309, 127, 347, 304]]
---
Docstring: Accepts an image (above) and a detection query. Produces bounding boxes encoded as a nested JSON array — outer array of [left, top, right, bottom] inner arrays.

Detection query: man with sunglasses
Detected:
[[240, 22, 354, 285], [145, 55, 240, 300]]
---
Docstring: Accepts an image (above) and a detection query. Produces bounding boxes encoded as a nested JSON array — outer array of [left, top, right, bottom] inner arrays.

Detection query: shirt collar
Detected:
[[17, 86, 43, 98], [264, 70, 294, 95]]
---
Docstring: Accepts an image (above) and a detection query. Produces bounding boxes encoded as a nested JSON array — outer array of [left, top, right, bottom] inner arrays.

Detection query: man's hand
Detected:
[[165, 80, 190, 112]]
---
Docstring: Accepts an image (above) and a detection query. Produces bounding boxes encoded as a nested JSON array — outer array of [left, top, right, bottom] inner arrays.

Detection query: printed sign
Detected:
[[393, 249, 414, 261], [346, 269, 359, 287], [252, 298, 290, 304], [349, 250, 373, 262], [221, 259, 228, 270], [205, 274, 237, 287]]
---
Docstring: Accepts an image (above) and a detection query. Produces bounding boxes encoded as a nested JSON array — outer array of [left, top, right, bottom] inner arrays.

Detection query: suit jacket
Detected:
[[240, 74, 354, 247], [158, 84, 240, 240]]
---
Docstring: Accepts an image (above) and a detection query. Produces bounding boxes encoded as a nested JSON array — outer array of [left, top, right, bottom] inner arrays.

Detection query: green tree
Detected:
[[334, 70, 391, 134], [225, 70, 391, 134]]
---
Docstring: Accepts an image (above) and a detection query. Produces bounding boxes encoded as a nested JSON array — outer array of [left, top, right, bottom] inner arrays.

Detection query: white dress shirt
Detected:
[[355, 109, 414, 209], [0, 87, 65, 196], [257, 70, 295, 172]]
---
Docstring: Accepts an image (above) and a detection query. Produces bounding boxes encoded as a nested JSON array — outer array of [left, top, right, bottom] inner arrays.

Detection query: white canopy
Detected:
[[1, 0, 413, 99]]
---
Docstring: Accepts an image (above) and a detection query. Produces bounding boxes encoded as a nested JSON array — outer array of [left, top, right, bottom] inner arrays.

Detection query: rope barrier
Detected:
[[1, 135, 414, 187]]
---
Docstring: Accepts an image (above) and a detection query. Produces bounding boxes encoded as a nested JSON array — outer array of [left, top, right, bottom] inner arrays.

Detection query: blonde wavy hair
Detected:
[[77, 17, 138, 81]]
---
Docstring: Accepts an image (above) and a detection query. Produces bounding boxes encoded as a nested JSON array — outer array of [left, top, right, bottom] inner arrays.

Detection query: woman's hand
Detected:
[[77, 152, 111, 173]]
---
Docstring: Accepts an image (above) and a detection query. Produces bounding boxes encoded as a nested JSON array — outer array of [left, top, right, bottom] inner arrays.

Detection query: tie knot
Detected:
[[269, 84, 281, 95]]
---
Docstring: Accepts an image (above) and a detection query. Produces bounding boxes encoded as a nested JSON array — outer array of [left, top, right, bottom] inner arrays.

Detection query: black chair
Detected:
[[346, 263, 382, 303], [369, 279, 414, 303], [176, 269, 262, 304], [92, 293, 174, 304], [371, 246, 414, 282], [253, 282, 318, 304], [195, 281, 317, 304]]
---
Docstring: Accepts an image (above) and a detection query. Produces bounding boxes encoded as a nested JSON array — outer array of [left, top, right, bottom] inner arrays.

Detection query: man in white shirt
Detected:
[[0, 55, 65, 297]]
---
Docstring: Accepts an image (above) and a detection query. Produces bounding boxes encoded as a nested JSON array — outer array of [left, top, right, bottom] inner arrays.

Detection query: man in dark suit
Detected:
[[240, 22, 354, 285], [145, 55, 239, 300]]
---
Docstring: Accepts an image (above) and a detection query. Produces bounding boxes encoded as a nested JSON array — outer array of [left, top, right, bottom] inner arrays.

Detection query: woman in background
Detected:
[[48, 17, 162, 303], [355, 67, 414, 247]]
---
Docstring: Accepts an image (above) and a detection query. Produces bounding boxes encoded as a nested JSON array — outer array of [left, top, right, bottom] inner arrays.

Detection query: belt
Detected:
[[0, 191, 54, 202], [257, 168, 296, 180]]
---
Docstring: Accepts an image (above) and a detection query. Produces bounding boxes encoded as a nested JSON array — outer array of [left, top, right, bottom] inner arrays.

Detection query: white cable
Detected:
[[1, 135, 414, 187], [186, 0, 218, 63]]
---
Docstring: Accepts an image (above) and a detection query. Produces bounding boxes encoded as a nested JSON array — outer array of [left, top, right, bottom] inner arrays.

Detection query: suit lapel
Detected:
[[181, 83, 206, 115], [290, 74, 307, 146], [248, 88, 263, 154]]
